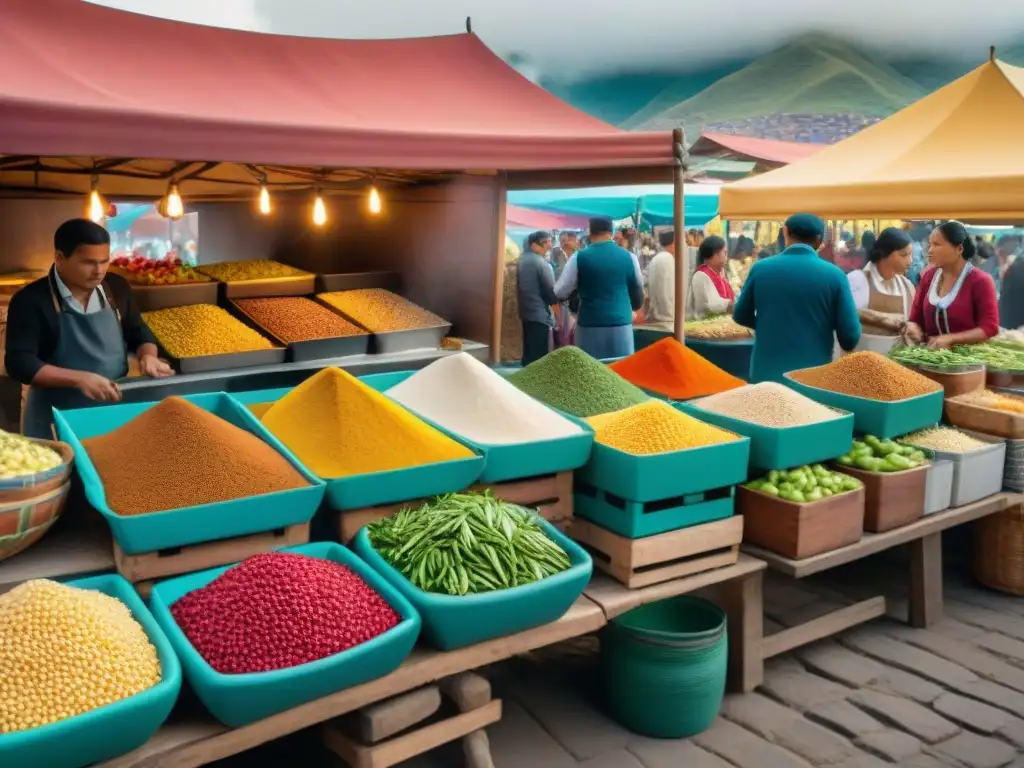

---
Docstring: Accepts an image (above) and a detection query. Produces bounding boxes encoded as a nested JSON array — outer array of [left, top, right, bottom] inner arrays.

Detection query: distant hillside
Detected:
[[541, 72, 680, 126], [631, 37, 925, 139]]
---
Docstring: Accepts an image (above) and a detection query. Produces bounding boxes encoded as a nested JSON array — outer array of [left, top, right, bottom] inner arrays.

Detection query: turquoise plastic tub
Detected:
[[686, 338, 753, 382], [678, 402, 855, 470], [574, 484, 734, 538], [574, 427, 750, 503], [148, 542, 421, 727], [227, 388, 485, 510], [358, 370, 415, 392], [783, 374, 944, 439], [0, 575, 181, 768], [353, 519, 592, 651], [53, 393, 325, 555]]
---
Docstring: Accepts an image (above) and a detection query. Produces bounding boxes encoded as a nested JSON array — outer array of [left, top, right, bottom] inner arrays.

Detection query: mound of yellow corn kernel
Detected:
[[0, 580, 161, 733], [143, 304, 275, 358]]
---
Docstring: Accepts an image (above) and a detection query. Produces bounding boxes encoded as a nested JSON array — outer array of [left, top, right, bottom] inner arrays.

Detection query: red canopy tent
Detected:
[[505, 205, 589, 231], [688, 133, 823, 169], [0, 0, 671, 175]]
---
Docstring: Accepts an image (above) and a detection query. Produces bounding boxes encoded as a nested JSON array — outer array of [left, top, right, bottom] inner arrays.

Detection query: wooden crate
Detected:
[[736, 485, 864, 559], [336, 471, 573, 543], [836, 464, 927, 533], [322, 673, 499, 768], [114, 523, 309, 593], [569, 515, 743, 589], [915, 367, 986, 398], [945, 396, 1024, 440]]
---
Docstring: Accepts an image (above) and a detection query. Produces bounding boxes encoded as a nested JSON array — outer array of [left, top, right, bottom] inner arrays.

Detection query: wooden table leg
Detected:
[[718, 570, 764, 692], [909, 532, 943, 628]]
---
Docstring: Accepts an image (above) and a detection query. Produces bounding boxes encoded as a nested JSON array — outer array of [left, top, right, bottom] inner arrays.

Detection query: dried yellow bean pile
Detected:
[[197, 260, 309, 282], [317, 289, 447, 333], [143, 304, 275, 358], [957, 389, 1024, 415], [0, 580, 161, 733], [586, 400, 737, 455], [694, 382, 840, 427], [901, 427, 987, 453]]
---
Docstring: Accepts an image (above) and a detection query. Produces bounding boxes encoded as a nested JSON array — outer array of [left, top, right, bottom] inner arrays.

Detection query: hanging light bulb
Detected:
[[368, 185, 382, 215], [258, 181, 272, 215], [163, 182, 184, 220], [312, 187, 327, 227], [86, 176, 106, 223]]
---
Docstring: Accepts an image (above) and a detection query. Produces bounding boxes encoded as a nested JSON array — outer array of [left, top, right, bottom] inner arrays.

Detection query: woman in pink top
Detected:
[[907, 221, 1000, 349]]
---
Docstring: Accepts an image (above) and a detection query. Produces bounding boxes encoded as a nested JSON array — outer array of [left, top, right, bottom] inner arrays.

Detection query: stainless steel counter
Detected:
[[110, 340, 488, 405]]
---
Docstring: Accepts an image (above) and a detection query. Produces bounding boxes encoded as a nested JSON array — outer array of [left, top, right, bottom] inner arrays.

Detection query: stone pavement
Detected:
[[213, 563, 1024, 768]]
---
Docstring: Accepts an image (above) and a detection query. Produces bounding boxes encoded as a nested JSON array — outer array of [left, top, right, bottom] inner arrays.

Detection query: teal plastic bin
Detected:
[[0, 575, 181, 768], [601, 596, 726, 738], [148, 542, 421, 727], [574, 484, 734, 538], [227, 388, 485, 510], [575, 427, 750, 503], [678, 402, 855, 470], [686, 338, 753, 382], [53, 393, 325, 555], [358, 370, 416, 392], [783, 374, 944, 439], [353, 519, 592, 651]]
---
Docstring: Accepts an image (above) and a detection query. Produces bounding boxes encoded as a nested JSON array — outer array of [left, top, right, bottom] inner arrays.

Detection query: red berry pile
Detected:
[[170, 553, 401, 674]]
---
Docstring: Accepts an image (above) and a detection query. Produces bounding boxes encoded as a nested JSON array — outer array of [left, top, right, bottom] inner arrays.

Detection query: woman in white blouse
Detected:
[[846, 227, 915, 338], [686, 235, 734, 320]]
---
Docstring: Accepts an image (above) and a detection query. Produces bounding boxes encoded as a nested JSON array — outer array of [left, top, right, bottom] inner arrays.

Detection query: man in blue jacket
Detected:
[[556, 217, 644, 359], [734, 213, 861, 383], [516, 230, 557, 366]]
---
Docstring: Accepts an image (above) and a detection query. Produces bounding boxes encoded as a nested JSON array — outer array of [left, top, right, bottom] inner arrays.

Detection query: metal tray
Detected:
[[315, 271, 400, 293], [131, 281, 219, 312], [370, 324, 453, 354], [156, 340, 286, 375], [217, 273, 316, 299], [226, 299, 370, 363]]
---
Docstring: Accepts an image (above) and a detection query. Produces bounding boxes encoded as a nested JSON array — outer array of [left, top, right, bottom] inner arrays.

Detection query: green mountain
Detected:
[[632, 36, 926, 135]]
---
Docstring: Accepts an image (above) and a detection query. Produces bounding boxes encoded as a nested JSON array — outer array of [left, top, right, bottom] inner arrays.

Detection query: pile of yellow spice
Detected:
[[586, 400, 739, 455], [0, 580, 161, 733], [257, 367, 475, 478]]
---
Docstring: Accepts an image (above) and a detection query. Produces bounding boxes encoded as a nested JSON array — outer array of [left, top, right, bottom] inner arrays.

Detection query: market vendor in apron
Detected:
[[555, 216, 644, 360], [845, 227, 916, 343], [906, 220, 1000, 349], [5, 219, 173, 438], [733, 213, 861, 383]]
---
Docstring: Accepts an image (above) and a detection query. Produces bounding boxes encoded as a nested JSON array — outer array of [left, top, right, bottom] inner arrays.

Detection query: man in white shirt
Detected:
[[645, 230, 677, 324]]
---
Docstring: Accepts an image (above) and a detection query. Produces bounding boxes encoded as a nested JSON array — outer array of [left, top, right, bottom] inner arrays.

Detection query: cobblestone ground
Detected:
[[213, 561, 1024, 768]]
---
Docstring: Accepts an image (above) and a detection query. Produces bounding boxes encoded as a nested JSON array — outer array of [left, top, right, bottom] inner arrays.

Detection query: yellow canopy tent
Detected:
[[719, 52, 1024, 222]]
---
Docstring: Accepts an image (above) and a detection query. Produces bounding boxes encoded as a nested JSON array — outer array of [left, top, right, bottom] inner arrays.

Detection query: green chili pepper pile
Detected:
[[952, 342, 1024, 371], [367, 491, 572, 596], [836, 435, 927, 473]]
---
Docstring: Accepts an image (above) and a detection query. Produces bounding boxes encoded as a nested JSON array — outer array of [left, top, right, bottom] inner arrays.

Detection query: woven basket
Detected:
[[0, 480, 71, 563], [0, 438, 75, 504], [974, 502, 1024, 596]]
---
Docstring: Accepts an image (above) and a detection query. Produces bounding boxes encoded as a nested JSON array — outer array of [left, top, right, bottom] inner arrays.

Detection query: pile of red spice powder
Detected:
[[170, 553, 401, 674], [610, 337, 745, 400]]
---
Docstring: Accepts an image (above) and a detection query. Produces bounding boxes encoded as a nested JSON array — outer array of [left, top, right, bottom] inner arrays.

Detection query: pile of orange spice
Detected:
[[610, 338, 745, 400]]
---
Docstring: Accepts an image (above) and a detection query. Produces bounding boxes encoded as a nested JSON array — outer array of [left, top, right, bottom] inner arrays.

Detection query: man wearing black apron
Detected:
[[5, 219, 173, 438]]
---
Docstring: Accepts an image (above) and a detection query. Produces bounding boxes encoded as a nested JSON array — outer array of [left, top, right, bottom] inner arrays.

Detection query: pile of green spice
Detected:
[[507, 347, 649, 418]]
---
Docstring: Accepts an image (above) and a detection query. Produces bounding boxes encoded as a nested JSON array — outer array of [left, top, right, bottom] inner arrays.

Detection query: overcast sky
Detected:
[[92, 0, 1024, 80]]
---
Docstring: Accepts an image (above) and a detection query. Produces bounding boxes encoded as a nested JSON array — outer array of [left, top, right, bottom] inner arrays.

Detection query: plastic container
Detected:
[[353, 519, 592, 651], [920, 434, 1007, 507], [685, 338, 753, 382], [574, 482, 734, 539], [924, 460, 954, 516], [784, 373, 944, 439], [574, 420, 750, 503], [0, 574, 181, 768], [226, 388, 484, 510], [678, 402, 854, 470], [601, 596, 726, 738], [147, 542, 420, 727], [53, 393, 325, 554]]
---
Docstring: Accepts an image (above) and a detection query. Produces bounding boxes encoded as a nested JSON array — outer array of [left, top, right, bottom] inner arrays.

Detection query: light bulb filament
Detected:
[[87, 190, 105, 223], [165, 183, 184, 220], [368, 186, 382, 215], [258, 184, 271, 215], [312, 193, 327, 226]]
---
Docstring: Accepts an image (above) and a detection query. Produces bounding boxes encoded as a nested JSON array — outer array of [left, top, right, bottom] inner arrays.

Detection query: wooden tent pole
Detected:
[[489, 173, 508, 365], [672, 127, 687, 343]]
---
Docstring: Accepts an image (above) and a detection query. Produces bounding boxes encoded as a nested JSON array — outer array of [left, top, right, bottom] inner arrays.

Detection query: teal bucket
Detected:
[[601, 596, 727, 739]]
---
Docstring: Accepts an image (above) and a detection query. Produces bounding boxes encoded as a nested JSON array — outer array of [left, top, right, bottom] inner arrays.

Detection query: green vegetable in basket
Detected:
[[366, 490, 572, 596], [847, 433, 927, 472]]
